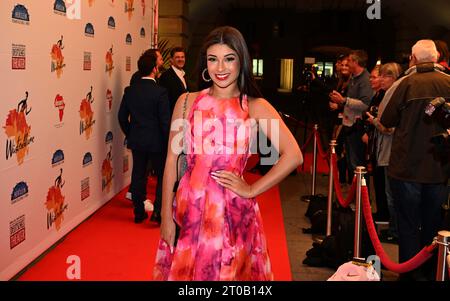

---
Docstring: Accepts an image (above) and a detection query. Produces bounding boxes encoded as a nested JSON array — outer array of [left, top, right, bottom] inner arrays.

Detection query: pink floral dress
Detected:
[[153, 89, 273, 281]]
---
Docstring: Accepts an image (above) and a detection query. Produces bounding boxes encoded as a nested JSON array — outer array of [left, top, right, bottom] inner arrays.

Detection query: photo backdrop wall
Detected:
[[0, 0, 156, 280]]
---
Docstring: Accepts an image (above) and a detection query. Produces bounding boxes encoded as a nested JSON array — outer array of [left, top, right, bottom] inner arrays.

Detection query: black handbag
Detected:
[[173, 93, 189, 192]]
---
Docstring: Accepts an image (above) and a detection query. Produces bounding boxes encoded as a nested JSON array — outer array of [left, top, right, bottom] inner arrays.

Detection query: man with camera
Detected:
[[379, 40, 450, 281], [329, 50, 373, 173]]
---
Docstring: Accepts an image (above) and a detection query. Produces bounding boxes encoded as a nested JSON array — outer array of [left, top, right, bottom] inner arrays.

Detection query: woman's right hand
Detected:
[[160, 217, 176, 252]]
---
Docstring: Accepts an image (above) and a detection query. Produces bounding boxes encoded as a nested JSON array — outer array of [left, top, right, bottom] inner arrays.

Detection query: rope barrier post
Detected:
[[311, 124, 319, 197], [353, 166, 367, 261], [326, 139, 337, 236], [435, 230, 450, 281]]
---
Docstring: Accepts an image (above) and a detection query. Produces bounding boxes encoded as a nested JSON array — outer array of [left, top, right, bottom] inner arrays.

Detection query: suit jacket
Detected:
[[158, 67, 188, 116], [118, 79, 170, 152]]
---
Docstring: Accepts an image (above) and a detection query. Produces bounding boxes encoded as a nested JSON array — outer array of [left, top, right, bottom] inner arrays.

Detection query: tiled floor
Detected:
[[279, 170, 399, 281]]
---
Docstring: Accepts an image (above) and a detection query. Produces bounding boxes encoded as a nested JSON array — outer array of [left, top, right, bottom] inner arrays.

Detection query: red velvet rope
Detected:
[[361, 185, 437, 274], [301, 130, 315, 152], [331, 153, 356, 208], [314, 130, 328, 159]]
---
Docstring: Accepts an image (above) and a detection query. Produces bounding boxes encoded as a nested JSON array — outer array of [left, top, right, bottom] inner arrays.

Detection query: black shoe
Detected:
[[150, 211, 161, 224], [134, 212, 148, 224]]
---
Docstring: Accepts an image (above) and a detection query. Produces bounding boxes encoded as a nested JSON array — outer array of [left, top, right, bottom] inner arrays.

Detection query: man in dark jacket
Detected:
[[118, 51, 170, 224], [380, 39, 450, 280], [158, 47, 188, 117]]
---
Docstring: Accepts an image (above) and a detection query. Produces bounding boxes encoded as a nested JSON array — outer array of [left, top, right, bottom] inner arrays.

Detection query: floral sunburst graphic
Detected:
[[105, 45, 114, 76], [50, 35, 65, 78], [3, 92, 34, 165], [79, 87, 95, 139], [45, 168, 67, 231]]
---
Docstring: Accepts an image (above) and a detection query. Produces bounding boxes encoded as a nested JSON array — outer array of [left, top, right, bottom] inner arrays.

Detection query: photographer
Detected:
[[379, 40, 450, 281], [365, 62, 402, 241], [330, 50, 374, 173]]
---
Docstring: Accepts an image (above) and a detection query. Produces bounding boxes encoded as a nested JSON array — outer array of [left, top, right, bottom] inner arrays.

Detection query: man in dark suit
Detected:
[[158, 46, 188, 116], [118, 51, 170, 224], [129, 49, 164, 86]]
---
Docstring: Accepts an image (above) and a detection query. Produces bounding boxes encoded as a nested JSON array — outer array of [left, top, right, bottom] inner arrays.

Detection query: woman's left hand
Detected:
[[210, 170, 254, 198]]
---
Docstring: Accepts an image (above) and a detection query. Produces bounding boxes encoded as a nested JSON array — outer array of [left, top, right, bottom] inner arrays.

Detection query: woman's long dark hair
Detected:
[[197, 26, 263, 102]]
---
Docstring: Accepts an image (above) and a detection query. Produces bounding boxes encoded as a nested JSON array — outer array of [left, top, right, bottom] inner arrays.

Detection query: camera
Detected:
[[424, 97, 450, 129], [363, 105, 379, 122], [425, 97, 450, 151]]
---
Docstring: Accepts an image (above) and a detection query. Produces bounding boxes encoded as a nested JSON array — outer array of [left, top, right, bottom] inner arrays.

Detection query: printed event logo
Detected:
[[45, 168, 68, 231], [84, 23, 94, 37], [101, 146, 114, 193], [11, 181, 29, 205], [12, 4, 30, 25], [54, 94, 65, 125], [82, 152, 93, 167], [126, 56, 131, 72], [108, 16, 115, 29], [106, 89, 113, 112], [140, 27, 145, 38], [83, 52, 92, 71], [141, 0, 146, 16], [10, 215, 26, 250], [105, 45, 114, 76], [125, 0, 135, 20], [53, 0, 67, 16], [52, 149, 65, 167], [3, 92, 35, 165], [81, 177, 90, 201], [50, 35, 66, 78], [79, 86, 95, 139], [12, 44, 26, 70], [123, 138, 129, 173], [126, 33, 132, 45]]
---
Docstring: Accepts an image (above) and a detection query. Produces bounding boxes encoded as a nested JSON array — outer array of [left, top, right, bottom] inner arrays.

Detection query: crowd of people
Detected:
[[117, 26, 449, 281]]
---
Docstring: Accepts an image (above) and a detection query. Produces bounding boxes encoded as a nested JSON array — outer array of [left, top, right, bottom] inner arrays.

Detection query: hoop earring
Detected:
[[202, 68, 211, 82]]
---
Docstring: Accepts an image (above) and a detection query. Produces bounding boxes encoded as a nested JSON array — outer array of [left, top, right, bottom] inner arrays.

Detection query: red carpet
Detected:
[[18, 173, 291, 281]]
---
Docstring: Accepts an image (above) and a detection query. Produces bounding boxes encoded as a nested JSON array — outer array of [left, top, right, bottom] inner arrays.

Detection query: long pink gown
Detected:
[[153, 89, 273, 281]]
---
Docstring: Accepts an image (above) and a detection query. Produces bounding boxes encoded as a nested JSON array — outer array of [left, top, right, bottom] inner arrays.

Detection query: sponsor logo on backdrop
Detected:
[[12, 4, 30, 25], [11, 181, 29, 205], [108, 16, 115, 29], [52, 149, 65, 167], [12, 44, 26, 70], [54, 0, 67, 16], [141, 0, 146, 16], [105, 46, 114, 76], [3, 92, 35, 165], [101, 147, 114, 193], [83, 152, 93, 167], [140, 27, 145, 38], [54, 94, 66, 125], [83, 52, 92, 71], [79, 86, 95, 139], [126, 33, 132, 45], [10, 215, 26, 249], [46, 169, 68, 231], [81, 177, 90, 201], [84, 23, 94, 37], [126, 56, 131, 71], [105, 131, 113, 145], [50, 36, 66, 78], [106, 89, 113, 112], [123, 138, 129, 173], [125, 0, 135, 20]]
